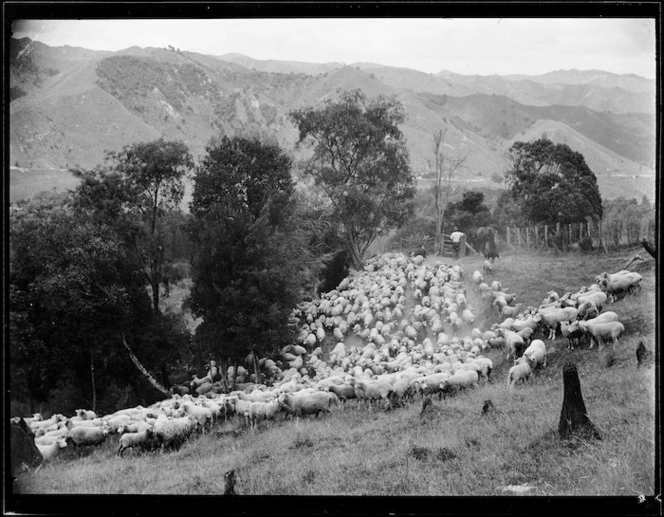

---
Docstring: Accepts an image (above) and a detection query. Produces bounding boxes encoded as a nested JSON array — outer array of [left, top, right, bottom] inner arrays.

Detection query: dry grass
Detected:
[[13, 248, 657, 499]]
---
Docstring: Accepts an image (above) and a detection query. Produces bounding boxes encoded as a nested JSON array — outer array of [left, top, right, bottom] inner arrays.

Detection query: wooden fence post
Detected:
[[535, 226, 539, 247], [506, 227, 511, 247], [517, 227, 521, 247], [544, 225, 548, 247]]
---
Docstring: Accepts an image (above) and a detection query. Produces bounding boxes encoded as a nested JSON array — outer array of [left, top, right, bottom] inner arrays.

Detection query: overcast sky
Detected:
[[12, 18, 656, 78]]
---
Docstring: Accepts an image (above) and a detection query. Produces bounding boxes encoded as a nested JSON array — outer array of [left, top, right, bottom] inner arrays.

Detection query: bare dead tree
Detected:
[[431, 129, 467, 255]]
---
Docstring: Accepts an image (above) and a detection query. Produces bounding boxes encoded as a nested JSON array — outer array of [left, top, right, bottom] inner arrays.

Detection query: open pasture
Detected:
[[12, 247, 656, 497]]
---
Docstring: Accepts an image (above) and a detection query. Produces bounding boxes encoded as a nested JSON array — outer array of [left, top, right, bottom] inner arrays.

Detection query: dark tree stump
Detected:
[[558, 361, 601, 441], [636, 341, 647, 368], [224, 469, 238, 495]]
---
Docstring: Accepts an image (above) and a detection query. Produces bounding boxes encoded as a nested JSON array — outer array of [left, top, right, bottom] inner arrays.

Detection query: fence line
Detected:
[[501, 217, 655, 253]]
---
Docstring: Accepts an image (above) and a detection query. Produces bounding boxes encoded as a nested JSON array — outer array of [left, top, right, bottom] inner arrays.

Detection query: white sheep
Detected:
[[153, 414, 197, 449], [75, 409, 97, 420], [578, 320, 625, 349], [36, 437, 68, 464], [507, 357, 532, 388], [534, 307, 578, 340], [443, 370, 479, 396], [117, 428, 156, 457], [66, 426, 109, 448], [522, 339, 546, 370], [247, 399, 282, 428], [183, 403, 213, 432]]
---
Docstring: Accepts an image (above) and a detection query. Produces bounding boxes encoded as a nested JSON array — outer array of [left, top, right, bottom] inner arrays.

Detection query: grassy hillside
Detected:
[[13, 248, 656, 497]]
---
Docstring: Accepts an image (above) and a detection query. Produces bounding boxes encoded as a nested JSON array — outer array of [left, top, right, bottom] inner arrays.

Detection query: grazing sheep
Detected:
[[534, 307, 578, 340], [75, 409, 97, 421], [578, 320, 625, 349], [443, 370, 479, 396], [117, 428, 156, 457], [577, 300, 600, 320], [596, 271, 642, 301], [522, 339, 546, 370], [36, 437, 68, 464], [328, 384, 357, 406], [353, 379, 393, 410], [278, 392, 334, 418], [247, 399, 282, 428], [472, 270, 484, 285], [507, 358, 532, 388], [500, 304, 522, 319], [502, 330, 526, 363], [560, 321, 585, 349], [415, 372, 451, 400], [153, 414, 197, 450], [66, 426, 109, 448], [183, 403, 213, 432]]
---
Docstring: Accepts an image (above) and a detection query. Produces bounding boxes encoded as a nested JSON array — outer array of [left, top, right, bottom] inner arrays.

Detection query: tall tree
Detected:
[[505, 138, 603, 225], [9, 193, 152, 412], [72, 138, 193, 313], [290, 89, 416, 268], [186, 136, 324, 383], [430, 128, 467, 255]]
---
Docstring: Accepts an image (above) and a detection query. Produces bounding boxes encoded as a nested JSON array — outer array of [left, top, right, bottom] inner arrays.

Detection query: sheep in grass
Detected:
[[502, 330, 526, 364], [442, 370, 479, 397], [353, 379, 393, 410], [507, 357, 532, 389], [277, 392, 334, 419], [36, 437, 68, 464], [328, 384, 357, 407], [247, 399, 282, 429], [66, 426, 109, 449], [153, 414, 197, 450], [522, 339, 546, 371], [534, 307, 578, 340], [117, 428, 156, 457], [183, 403, 213, 433], [578, 320, 625, 350], [560, 321, 586, 349]]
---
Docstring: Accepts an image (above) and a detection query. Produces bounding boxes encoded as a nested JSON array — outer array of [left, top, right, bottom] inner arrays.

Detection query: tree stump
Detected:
[[558, 361, 601, 441]]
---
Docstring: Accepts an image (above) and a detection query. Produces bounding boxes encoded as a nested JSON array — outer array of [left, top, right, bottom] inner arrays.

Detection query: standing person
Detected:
[[449, 227, 465, 259]]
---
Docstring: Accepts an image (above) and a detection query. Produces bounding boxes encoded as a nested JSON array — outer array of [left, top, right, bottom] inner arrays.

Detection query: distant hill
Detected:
[[9, 38, 656, 203]]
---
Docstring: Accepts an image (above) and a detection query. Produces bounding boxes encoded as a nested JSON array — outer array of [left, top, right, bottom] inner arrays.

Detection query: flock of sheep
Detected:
[[15, 252, 643, 464]]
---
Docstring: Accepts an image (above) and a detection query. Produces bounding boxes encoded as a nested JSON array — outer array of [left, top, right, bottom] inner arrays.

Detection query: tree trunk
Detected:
[[151, 280, 161, 314], [121, 333, 170, 397], [558, 361, 601, 440], [221, 358, 229, 392], [90, 355, 97, 414], [253, 352, 261, 386], [232, 358, 239, 390]]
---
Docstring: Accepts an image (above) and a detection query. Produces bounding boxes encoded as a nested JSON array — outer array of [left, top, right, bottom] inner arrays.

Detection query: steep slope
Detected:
[[10, 85, 160, 169], [8, 38, 656, 203], [418, 93, 655, 166]]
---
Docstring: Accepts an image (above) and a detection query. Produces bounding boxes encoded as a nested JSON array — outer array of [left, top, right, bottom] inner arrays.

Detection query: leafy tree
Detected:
[[290, 89, 416, 268], [446, 190, 492, 233], [187, 136, 324, 384], [9, 193, 152, 412], [505, 138, 603, 225], [72, 138, 193, 313]]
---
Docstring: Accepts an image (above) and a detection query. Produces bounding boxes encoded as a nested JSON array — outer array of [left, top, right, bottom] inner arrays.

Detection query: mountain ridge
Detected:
[[9, 38, 656, 202]]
